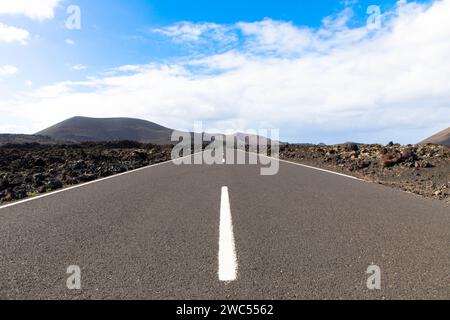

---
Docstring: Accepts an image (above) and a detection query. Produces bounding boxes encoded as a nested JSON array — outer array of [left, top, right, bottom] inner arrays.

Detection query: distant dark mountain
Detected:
[[0, 134, 59, 146], [35, 116, 277, 146], [36, 117, 176, 145], [419, 126, 450, 146]]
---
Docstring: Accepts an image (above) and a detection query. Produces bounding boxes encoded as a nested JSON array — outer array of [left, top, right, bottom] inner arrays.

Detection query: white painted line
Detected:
[[0, 152, 203, 210], [278, 158, 364, 181], [239, 150, 364, 181], [218, 186, 237, 282]]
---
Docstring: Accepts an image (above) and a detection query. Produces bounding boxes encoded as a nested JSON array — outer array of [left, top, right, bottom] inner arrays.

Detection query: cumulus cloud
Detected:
[[0, 65, 18, 78], [153, 22, 222, 42], [238, 9, 373, 57], [69, 64, 87, 71], [341, 0, 359, 7], [0, 0, 61, 20], [2, 0, 450, 144], [113, 65, 147, 73], [0, 23, 29, 44], [238, 19, 315, 55], [152, 21, 238, 50]]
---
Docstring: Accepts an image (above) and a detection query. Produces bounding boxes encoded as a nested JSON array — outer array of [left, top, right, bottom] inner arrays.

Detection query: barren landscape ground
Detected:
[[280, 143, 450, 203], [1, 142, 448, 204]]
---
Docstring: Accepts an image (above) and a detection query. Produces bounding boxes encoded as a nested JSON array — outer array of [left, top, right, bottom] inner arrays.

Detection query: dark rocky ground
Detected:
[[279, 143, 450, 203], [0, 141, 173, 203]]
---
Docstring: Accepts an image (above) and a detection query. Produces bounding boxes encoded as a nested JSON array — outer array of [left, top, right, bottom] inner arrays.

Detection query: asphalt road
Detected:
[[0, 152, 448, 300]]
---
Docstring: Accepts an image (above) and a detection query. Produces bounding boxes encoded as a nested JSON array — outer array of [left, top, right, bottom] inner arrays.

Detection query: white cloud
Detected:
[[2, 0, 450, 144], [238, 19, 315, 55], [70, 64, 87, 71], [113, 65, 146, 73], [65, 39, 75, 46], [0, 23, 29, 44], [156, 11, 368, 57], [238, 9, 370, 57], [0, 65, 18, 77], [187, 51, 251, 71], [0, 0, 61, 20], [152, 21, 238, 46], [341, 0, 359, 6], [153, 22, 220, 42], [322, 7, 355, 30]]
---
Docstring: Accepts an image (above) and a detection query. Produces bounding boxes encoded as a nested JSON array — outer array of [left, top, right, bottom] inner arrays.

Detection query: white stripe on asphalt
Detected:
[[219, 186, 237, 282], [241, 150, 364, 181], [278, 158, 364, 181], [0, 152, 202, 210]]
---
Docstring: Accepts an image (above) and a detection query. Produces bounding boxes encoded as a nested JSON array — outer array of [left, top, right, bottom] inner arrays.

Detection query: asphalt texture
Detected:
[[0, 152, 449, 299]]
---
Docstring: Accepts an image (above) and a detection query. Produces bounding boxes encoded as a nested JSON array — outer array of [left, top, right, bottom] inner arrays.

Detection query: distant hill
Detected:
[[36, 117, 176, 145], [419, 126, 450, 146], [35, 116, 276, 146]]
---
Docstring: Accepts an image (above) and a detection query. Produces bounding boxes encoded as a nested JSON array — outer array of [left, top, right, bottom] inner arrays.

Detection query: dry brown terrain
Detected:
[[280, 143, 450, 203]]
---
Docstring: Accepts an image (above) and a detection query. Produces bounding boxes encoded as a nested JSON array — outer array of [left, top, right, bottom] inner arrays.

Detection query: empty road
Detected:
[[0, 152, 449, 299]]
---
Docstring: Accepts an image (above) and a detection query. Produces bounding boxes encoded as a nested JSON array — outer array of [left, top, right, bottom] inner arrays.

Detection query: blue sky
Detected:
[[0, 0, 449, 144], [0, 0, 391, 86]]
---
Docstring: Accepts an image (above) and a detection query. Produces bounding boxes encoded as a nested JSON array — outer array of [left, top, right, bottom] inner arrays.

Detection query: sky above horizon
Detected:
[[0, 0, 449, 144]]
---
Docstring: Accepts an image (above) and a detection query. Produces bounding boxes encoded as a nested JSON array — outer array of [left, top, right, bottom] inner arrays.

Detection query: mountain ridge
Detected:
[[419, 126, 450, 146], [36, 116, 175, 145]]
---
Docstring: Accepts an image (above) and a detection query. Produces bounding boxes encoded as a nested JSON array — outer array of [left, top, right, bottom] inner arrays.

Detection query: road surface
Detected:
[[0, 152, 449, 299]]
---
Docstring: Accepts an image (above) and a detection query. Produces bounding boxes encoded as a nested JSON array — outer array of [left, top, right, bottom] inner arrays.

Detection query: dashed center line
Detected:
[[218, 186, 237, 282]]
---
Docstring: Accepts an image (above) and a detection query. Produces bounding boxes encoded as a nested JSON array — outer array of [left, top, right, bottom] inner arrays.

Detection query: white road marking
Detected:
[[219, 186, 237, 282], [240, 150, 364, 181], [277, 158, 364, 181], [0, 152, 202, 210]]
